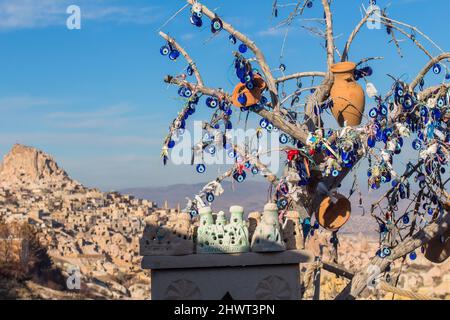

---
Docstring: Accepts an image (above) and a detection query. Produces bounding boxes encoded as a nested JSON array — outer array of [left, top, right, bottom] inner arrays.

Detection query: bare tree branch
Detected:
[[159, 31, 204, 86], [186, 0, 280, 111], [276, 71, 326, 84], [410, 52, 450, 91]]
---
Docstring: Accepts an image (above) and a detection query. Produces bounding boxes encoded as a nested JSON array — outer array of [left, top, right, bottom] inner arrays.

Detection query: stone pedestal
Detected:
[[142, 250, 313, 300]]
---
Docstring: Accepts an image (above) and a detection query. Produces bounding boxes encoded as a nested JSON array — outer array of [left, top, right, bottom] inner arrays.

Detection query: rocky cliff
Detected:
[[0, 144, 80, 190]]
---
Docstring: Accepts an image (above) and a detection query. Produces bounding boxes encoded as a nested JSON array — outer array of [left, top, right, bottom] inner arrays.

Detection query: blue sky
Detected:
[[0, 0, 448, 190]]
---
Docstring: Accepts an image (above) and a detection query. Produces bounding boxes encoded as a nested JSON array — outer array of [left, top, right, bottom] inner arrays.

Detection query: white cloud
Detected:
[[256, 26, 289, 37], [0, 0, 162, 30], [0, 95, 61, 110], [44, 104, 137, 129]]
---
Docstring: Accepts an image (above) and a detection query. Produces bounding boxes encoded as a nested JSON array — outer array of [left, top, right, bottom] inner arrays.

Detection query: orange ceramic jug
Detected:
[[231, 74, 267, 108], [330, 62, 365, 127], [315, 193, 351, 232]]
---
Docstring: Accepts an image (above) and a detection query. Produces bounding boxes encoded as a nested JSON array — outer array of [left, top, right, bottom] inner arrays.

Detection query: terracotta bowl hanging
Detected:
[[423, 229, 450, 264], [329, 61, 365, 127], [315, 193, 351, 232], [231, 74, 267, 108], [424, 199, 450, 263]]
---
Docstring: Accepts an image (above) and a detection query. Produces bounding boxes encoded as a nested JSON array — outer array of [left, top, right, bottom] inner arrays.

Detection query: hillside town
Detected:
[[0, 144, 179, 299]]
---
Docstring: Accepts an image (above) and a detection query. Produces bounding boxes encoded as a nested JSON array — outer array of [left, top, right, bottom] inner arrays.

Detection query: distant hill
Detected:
[[121, 181, 271, 213]]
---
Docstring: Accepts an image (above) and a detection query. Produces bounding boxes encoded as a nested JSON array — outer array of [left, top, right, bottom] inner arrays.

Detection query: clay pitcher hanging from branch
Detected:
[[329, 62, 365, 127]]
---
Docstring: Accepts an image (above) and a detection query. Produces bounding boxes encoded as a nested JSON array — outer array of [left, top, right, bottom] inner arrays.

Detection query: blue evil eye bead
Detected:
[[234, 171, 247, 183], [402, 214, 410, 224], [190, 14, 203, 27], [251, 166, 259, 175], [409, 251, 417, 260], [277, 198, 288, 209], [238, 43, 248, 53], [169, 50, 180, 61], [331, 169, 339, 177], [412, 139, 422, 150], [206, 145, 216, 155], [183, 88, 193, 98], [279, 64, 286, 72], [260, 96, 268, 105], [437, 97, 445, 108], [206, 97, 218, 108], [238, 93, 248, 106], [379, 104, 388, 116], [419, 106, 428, 117], [211, 18, 223, 33], [187, 65, 194, 76], [178, 87, 186, 97], [246, 81, 254, 90], [266, 123, 274, 132], [395, 85, 404, 98], [432, 63, 442, 74], [382, 128, 393, 141], [190, 209, 198, 217], [168, 140, 176, 148], [367, 135, 376, 148], [228, 149, 236, 158], [225, 121, 233, 130], [160, 45, 170, 56], [361, 66, 373, 77], [229, 34, 237, 44], [419, 78, 425, 90], [306, 0, 313, 8], [244, 161, 252, 169], [378, 250, 386, 258], [402, 95, 414, 110], [382, 247, 391, 256], [446, 72, 450, 80], [369, 108, 378, 118], [196, 164, 206, 174], [206, 192, 215, 203], [260, 118, 269, 128], [279, 133, 289, 144]]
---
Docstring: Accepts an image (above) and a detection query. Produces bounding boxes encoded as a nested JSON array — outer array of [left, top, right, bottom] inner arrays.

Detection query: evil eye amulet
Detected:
[[402, 95, 414, 110], [207, 145, 216, 155], [229, 34, 237, 44], [238, 93, 247, 106], [279, 133, 289, 144], [187, 65, 194, 76], [190, 209, 198, 217], [196, 164, 206, 173], [277, 198, 288, 209], [259, 118, 269, 128], [369, 108, 378, 118], [251, 166, 259, 174], [331, 169, 339, 177], [211, 18, 223, 33], [432, 63, 442, 74], [190, 14, 203, 27], [238, 43, 248, 53], [169, 50, 180, 61], [160, 45, 170, 56], [233, 171, 246, 183], [266, 123, 274, 131], [367, 136, 376, 148], [206, 192, 215, 203], [412, 139, 422, 150]]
